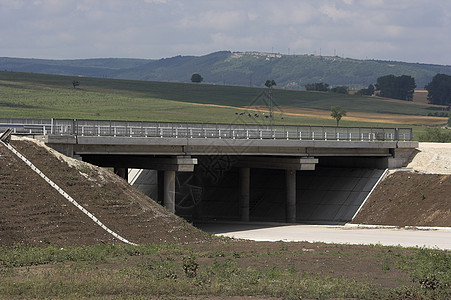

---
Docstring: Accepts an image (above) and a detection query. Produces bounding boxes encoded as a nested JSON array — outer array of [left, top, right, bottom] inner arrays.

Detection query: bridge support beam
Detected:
[[286, 169, 296, 223], [164, 170, 176, 213], [239, 167, 250, 222], [114, 167, 128, 181]]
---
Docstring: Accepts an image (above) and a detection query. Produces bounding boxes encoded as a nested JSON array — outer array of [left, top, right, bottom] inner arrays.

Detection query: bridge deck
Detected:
[[1, 118, 413, 141]]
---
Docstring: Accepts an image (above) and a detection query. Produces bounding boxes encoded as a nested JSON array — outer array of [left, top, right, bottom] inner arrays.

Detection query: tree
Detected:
[[265, 80, 276, 124], [330, 86, 349, 94], [330, 106, 347, 127], [264, 79, 276, 88], [191, 73, 203, 83], [356, 84, 375, 96], [72, 80, 79, 88], [367, 84, 375, 96], [425, 74, 451, 105], [375, 75, 416, 101], [305, 82, 329, 91]]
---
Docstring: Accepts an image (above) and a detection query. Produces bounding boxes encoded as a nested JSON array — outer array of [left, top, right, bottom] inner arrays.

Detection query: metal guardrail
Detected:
[[0, 118, 413, 141]]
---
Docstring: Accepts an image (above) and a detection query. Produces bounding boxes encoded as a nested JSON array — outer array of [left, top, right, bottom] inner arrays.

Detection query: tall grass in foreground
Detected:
[[1, 243, 449, 299]]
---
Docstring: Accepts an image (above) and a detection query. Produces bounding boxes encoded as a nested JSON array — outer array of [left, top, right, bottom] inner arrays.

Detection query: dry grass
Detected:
[[412, 90, 430, 105], [244, 105, 447, 126]]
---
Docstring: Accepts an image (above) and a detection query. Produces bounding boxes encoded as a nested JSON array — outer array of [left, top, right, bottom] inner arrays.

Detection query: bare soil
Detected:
[[0, 137, 449, 293], [353, 142, 451, 227], [0, 138, 209, 247], [352, 171, 451, 227]]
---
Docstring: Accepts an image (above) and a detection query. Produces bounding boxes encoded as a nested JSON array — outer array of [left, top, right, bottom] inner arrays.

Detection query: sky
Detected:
[[1, 0, 450, 65]]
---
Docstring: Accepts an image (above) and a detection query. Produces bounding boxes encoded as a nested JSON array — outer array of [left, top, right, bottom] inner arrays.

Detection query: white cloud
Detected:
[[318, 3, 356, 22], [180, 10, 246, 30], [0, 0, 450, 64]]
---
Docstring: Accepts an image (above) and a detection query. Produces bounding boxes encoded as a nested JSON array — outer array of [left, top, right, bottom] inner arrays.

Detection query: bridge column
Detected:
[[164, 170, 176, 213], [239, 167, 250, 222], [157, 170, 164, 205], [193, 167, 203, 220], [286, 169, 296, 223], [114, 167, 128, 181]]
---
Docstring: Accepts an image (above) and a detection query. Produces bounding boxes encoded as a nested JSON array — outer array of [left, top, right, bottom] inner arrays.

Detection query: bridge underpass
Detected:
[[129, 160, 386, 224], [1, 118, 418, 224]]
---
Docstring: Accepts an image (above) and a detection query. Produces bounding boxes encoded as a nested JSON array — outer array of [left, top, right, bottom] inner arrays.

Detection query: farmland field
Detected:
[[0, 71, 449, 139]]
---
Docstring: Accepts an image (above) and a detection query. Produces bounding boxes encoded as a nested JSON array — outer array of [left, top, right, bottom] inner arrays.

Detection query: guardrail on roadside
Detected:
[[0, 118, 413, 141]]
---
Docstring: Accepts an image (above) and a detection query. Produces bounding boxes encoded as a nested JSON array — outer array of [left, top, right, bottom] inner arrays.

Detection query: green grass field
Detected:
[[0, 243, 449, 299], [0, 71, 449, 140]]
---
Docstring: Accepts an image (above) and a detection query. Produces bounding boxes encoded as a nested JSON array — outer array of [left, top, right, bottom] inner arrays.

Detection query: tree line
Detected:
[[305, 73, 451, 106]]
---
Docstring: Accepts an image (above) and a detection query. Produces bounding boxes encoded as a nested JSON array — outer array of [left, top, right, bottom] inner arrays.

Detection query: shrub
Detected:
[[418, 127, 451, 143]]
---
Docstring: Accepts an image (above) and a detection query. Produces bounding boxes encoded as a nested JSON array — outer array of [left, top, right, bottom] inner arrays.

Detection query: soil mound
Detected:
[[0, 137, 209, 247], [352, 171, 451, 227], [352, 143, 451, 227]]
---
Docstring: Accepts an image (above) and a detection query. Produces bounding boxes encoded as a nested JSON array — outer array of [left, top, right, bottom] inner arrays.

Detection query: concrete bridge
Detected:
[[1, 118, 418, 223]]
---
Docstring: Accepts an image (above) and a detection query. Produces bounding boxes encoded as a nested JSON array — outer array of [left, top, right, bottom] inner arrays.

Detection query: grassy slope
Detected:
[[0, 71, 447, 139]]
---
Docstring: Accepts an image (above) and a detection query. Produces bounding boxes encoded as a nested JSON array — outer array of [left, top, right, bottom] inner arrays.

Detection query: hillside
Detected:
[[0, 71, 447, 127], [0, 137, 209, 247], [2, 51, 451, 89]]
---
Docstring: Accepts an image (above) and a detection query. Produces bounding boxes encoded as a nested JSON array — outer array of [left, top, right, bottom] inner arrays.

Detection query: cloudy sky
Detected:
[[1, 0, 450, 65]]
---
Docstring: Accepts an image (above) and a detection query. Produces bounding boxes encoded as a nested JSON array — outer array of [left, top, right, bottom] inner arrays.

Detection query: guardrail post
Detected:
[[394, 128, 399, 141]]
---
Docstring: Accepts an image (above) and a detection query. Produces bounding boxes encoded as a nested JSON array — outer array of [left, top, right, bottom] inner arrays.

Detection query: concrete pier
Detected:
[[286, 169, 296, 223], [164, 170, 176, 213], [239, 167, 250, 222], [114, 167, 128, 181]]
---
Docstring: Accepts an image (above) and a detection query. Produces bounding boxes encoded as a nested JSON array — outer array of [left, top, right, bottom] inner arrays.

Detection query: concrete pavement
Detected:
[[198, 223, 451, 250]]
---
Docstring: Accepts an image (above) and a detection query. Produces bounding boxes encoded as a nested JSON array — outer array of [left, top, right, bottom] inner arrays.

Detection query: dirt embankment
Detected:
[[352, 143, 451, 227], [1, 136, 450, 247], [0, 137, 209, 247]]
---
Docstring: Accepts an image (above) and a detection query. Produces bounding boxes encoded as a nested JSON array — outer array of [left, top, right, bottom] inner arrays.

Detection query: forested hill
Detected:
[[2, 51, 451, 89]]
